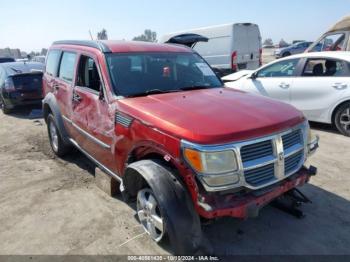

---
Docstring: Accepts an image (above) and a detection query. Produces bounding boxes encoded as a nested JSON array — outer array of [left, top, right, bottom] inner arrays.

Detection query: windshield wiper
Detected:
[[128, 89, 181, 97], [179, 85, 212, 91]]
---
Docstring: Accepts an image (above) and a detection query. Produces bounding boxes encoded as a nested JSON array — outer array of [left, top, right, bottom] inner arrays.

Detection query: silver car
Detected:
[[274, 41, 312, 58]]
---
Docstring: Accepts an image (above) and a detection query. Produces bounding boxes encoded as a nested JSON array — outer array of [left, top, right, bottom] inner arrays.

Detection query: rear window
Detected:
[[12, 73, 43, 90], [46, 50, 61, 76], [58, 52, 77, 83]]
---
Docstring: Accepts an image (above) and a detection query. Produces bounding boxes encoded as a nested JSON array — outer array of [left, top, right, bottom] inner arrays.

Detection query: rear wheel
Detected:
[[335, 103, 350, 136], [47, 114, 71, 156]]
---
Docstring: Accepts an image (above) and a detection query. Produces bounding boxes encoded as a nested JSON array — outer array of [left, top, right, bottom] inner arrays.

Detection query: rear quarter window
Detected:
[[46, 50, 61, 76]]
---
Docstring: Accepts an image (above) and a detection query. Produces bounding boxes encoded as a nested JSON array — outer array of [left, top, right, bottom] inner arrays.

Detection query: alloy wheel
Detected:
[[340, 107, 350, 132], [49, 120, 59, 152], [137, 188, 164, 242]]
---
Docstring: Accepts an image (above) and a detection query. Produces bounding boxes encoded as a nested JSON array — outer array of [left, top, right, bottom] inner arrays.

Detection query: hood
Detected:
[[221, 70, 254, 82], [118, 88, 305, 144]]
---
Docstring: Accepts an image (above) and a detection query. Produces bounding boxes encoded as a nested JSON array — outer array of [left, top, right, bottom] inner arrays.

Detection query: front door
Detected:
[[71, 54, 115, 170], [243, 58, 300, 104]]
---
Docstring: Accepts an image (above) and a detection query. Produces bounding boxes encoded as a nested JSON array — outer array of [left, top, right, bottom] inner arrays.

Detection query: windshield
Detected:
[[106, 52, 222, 97]]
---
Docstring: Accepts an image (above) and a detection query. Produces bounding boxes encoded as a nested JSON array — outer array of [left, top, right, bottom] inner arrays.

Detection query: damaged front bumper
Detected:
[[195, 166, 316, 219]]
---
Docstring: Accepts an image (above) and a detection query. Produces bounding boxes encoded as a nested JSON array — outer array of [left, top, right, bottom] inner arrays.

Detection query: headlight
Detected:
[[183, 148, 240, 188], [184, 148, 238, 174]]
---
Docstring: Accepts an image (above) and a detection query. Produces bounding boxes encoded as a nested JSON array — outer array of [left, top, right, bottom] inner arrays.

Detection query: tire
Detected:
[[1, 98, 11, 114], [282, 52, 291, 57], [47, 114, 71, 156], [334, 102, 350, 136], [127, 160, 208, 254]]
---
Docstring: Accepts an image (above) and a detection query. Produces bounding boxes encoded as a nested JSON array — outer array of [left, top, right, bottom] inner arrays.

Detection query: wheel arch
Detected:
[[331, 99, 350, 125], [42, 93, 71, 145]]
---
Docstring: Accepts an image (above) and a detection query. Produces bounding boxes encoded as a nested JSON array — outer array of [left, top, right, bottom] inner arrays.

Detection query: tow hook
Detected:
[[308, 165, 317, 176], [271, 188, 312, 219]]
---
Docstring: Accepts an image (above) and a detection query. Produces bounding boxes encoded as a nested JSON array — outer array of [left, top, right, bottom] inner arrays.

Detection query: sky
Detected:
[[0, 0, 349, 52]]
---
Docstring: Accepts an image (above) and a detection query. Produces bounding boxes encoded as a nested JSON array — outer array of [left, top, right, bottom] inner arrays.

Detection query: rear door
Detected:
[[242, 58, 300, 103], [290, 57, 350, 123], [233, 24, 261, 70], [55, 51, 77, 120]]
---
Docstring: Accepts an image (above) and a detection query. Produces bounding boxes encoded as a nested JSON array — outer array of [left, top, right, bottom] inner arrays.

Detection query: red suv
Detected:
[[43, 40, 319, 254]]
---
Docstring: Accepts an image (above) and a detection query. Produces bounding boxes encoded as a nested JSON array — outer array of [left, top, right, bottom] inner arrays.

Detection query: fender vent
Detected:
[[115, 113, 133, 128]]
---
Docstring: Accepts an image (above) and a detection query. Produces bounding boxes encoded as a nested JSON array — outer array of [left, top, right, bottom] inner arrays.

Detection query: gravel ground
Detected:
[[0, 108, 349, 255]]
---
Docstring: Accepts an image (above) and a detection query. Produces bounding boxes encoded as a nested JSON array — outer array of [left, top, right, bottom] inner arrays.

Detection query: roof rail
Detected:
[[52, 40, 111, 53]]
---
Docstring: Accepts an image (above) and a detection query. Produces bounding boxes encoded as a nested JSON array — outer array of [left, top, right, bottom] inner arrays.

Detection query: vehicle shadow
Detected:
[[309, 121, 340, 135], [1, 106, 43, 119], [203, 183, 350, 255]]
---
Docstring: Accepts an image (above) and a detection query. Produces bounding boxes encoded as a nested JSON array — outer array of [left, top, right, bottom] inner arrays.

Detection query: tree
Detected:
[[279, 38, 289, 47], [263, 38, 273, 46], [40, 48, 48, 56], [132, 29, 157, 42], [97, 29, 108, 40]]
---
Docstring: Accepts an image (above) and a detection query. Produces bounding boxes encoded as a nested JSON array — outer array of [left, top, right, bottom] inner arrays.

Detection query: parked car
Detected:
[[0, 62, 44, 114], [223, 51, 350, 136], [43, 40, 318, 254], [31, 55, 46, 64], [0, 57, 15, 63], [307, 15, 350, 52], [161, 23, 262, 76], [275, 41, 313, 58]]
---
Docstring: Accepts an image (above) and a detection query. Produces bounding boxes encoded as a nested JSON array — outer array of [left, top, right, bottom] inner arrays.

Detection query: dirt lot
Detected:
[[0, 108, 350, 255]]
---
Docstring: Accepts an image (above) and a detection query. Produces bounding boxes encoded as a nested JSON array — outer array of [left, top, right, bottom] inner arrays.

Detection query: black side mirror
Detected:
[[250, 72, 257, 80]]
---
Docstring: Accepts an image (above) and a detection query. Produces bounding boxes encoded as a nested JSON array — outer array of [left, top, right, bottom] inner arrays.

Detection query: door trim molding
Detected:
[[62, 115, 111, 150]]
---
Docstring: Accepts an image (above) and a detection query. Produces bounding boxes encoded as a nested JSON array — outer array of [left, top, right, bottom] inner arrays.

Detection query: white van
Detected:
[[161, 23, 262, 76]]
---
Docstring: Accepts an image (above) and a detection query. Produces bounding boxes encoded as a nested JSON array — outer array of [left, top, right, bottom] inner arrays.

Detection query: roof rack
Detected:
[[52, 40, 111, 53]]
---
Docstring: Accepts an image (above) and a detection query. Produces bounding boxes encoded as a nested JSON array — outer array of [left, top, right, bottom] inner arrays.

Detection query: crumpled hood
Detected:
[[118, 88, 305, 144]]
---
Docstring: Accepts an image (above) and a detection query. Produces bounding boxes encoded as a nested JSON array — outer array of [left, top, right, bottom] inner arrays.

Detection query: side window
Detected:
[[46, 50, 61, 76], [59, 52, 77, 83], [312, 33, 346, 52], [257, 59, 299, 78], [76, 55, 101, 92], [303, 59, 349, 77]]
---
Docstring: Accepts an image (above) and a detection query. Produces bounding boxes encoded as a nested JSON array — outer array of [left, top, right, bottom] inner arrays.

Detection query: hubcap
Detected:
[[137, 189, 164, 242], [49, 121, 59, 152], [340, 107, 350, 132]]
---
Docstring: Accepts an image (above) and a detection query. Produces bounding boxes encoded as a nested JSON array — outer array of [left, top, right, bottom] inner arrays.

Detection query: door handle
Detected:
[[279, 82, 290, 89], [332, 83, 348, 90], [73, 92, 82, 102], [53, 83, 60, 91]]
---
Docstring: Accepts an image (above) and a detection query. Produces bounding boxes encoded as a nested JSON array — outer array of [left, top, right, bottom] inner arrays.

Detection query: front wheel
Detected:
[[335, 103, 350, 136], [137, 188, 165, 242], [0, 98, 11, 114]]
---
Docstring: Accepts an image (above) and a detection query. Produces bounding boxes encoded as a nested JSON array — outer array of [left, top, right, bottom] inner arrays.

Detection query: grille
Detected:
[[285, 150, 304, 174], [240, 127, 304, 189], [244, 163, 275, 186], [240, 140, 273, 162], [282, 130, 302, 150]]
